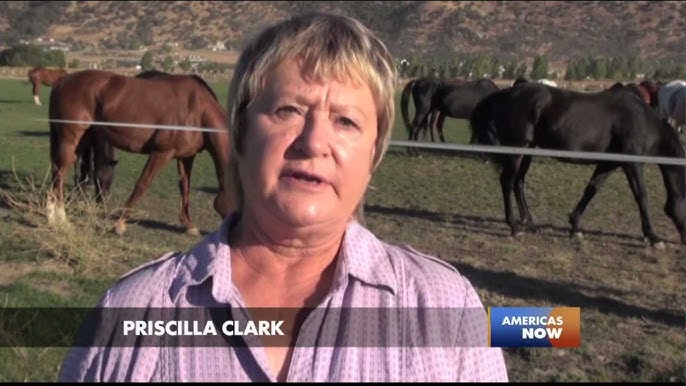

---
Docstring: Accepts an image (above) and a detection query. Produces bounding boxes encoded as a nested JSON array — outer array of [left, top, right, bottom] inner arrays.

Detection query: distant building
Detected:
[[208, 40, 226, 51], [48, 43, 71, 52]]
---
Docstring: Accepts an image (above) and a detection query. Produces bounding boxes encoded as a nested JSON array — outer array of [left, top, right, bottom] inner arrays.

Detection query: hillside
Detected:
[[1, 1, 684, 66]]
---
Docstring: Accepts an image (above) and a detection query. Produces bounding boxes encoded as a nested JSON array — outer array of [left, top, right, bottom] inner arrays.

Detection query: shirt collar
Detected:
[[338, 220, 397, 295], [169, 213, 397, 304]]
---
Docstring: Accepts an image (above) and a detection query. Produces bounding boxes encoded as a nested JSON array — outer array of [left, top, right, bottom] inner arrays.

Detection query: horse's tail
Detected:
[[48, 91, 60, 181], [400, 79, 416, 138]]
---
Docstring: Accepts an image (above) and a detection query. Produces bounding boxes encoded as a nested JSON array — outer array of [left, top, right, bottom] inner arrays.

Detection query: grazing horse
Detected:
[[72, 70, 217, 195], [48, 69, 234, 236], [27, 66, 68, 106], [656, 80, 686, 133], [469, 82, 686, 248], [401, 77, 499, 153]]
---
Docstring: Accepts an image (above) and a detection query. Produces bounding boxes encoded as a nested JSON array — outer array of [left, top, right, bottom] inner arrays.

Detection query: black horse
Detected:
[[469, 82, 686, 248], [401, 77, 499, 154]]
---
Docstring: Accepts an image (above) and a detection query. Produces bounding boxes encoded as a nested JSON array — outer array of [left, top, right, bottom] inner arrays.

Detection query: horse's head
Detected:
[[94, 158, 118, 203], [639, 80, 660, 108], [652, 117, 686, 245]]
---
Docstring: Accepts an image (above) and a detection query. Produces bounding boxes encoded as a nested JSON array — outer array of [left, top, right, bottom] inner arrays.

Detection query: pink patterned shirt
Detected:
[[58, 214, 508, 382]]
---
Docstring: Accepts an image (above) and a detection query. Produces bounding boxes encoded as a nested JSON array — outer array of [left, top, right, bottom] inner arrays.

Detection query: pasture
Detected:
[[0, 76, 683, 382]]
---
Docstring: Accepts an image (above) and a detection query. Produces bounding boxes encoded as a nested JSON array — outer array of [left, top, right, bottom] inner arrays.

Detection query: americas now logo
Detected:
[[488, 307, 581, 348]]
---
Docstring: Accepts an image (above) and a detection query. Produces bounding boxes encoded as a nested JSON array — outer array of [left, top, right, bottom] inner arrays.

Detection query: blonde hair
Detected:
[[226, 12, 397, 223]]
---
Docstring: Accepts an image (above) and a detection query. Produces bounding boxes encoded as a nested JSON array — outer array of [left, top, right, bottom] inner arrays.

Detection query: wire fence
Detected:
[[36, 118, 686, 167]]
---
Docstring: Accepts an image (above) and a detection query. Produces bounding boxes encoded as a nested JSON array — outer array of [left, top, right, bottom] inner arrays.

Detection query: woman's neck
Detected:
[[228, 212, 347, 308]]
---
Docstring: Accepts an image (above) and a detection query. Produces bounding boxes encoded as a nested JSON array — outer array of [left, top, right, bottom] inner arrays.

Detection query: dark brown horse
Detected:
[[470, 83, 685, 248], [48, 69, 234, 236], [401, 76, 499, 155], [28, 65, 68, 106]]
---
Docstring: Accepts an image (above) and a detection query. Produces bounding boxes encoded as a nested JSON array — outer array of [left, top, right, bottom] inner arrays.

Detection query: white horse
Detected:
[[657, 80, 686, 133]]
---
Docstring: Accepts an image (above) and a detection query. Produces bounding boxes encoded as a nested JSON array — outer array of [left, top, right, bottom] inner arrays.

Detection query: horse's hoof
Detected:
[[652, 241, 666, 250], [114, 222, 127, 235], [187, 227, 200, 237], [572, 231, 584, 240], [513, 231, 525, 239]]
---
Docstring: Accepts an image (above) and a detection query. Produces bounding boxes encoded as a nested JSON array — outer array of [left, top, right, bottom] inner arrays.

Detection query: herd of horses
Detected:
[[402, 75, 686, 248], [23, 65, 686, 248]]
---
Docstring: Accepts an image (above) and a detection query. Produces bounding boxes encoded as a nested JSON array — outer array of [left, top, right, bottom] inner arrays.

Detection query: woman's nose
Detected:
[[294, 113, 331, 158]]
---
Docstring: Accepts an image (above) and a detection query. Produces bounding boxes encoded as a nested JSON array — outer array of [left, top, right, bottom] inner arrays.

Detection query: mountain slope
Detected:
[[2, 1, 684, 65]]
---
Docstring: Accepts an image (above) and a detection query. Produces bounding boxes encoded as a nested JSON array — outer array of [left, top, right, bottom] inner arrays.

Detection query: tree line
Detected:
[[2, 44, 684, 82], [397, 54, 686, 81]]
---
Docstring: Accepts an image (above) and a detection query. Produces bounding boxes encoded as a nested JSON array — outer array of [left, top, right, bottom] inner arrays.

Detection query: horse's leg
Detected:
[[428, 111, 437, 142], [32, 81, 41, 106], [48, 142, 79, 225], [500, 156, 524, 238], [408, 112, 428, 157], [437, 113, 447, 143], [420, 117, 430, 142], [177, 155, 199, 236], [568, 162, 618, 239], [622, 163, 664, 249], [114, 151, 175, 235], [513, 154, 537, 233]]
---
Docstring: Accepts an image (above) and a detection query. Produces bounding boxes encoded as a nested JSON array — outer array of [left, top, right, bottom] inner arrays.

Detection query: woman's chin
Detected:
[[271, 202, 336, 228]]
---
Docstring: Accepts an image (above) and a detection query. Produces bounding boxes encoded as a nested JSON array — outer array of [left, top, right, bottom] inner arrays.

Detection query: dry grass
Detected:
[[0, 158, 138, 276]]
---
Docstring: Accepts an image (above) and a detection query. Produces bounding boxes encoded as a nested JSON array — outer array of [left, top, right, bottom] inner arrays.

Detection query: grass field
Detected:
[[0, 77, 684, 382]]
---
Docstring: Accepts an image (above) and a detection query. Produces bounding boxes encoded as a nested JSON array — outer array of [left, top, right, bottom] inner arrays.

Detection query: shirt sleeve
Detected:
[[454, 277, 509, 382]]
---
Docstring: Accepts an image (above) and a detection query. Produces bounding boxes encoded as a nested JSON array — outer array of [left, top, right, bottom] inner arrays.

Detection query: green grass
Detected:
[[0, 77, 684, 382]]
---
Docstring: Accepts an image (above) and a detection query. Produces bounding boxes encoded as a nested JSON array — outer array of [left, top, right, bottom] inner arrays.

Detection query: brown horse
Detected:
[[28, 65, 68, 106], [48, 69, 234, 236]]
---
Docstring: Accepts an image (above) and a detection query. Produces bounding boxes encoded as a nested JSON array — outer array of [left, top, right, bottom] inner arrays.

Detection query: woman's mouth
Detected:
[[280, 169, 329, 188]]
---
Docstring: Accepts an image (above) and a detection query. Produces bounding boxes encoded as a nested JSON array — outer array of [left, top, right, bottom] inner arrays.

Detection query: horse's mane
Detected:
[[135, 69, 168, 79], [134, 70, 219, 102], [189, 74, 219, 102]]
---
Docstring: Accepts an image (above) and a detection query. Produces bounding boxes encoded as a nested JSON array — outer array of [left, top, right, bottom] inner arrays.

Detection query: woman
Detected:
[[58, 12, 508, 382]]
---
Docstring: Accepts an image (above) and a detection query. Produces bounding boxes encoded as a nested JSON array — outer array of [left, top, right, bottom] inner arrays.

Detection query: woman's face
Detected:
[[237, 57, 378, 230]]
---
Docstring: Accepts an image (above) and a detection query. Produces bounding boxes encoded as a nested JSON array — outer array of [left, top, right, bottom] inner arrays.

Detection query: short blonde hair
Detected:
[[226, 12, 397, 223]]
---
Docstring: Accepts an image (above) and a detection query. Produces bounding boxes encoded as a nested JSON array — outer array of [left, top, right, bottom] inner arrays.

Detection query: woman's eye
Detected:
[[276, 106, 300, 117], [337, 116, 359, 129]]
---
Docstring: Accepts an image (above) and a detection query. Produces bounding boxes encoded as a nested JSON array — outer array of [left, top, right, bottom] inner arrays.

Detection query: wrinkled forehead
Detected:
[[254, 55, 372, 102]]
